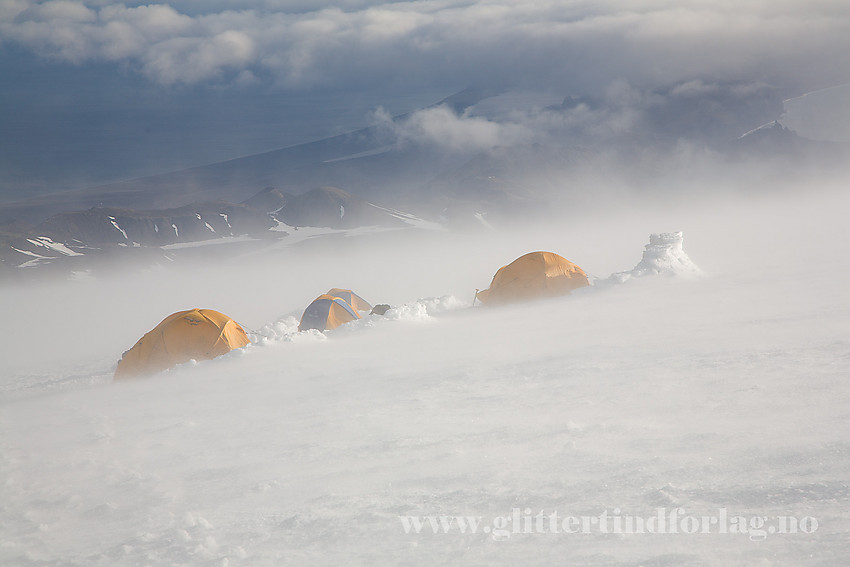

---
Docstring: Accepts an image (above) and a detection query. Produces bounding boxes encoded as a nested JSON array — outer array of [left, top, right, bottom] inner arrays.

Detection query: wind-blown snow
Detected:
[[1, 189, 849, 566]]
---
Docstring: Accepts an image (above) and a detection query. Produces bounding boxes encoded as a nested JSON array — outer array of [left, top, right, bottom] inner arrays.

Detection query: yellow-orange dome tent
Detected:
[[476, 251, 590, 306], [326, 288, 372, 312], [114, 308, 251, 378], [298, 294, 361, 331]]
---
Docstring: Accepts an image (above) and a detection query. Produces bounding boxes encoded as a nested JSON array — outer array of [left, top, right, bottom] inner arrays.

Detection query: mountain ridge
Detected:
[[0, 186, 424, 276]]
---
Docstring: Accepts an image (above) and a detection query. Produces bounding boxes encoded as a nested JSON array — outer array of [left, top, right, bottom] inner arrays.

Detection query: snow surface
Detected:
[[1, 189, 849, 566]]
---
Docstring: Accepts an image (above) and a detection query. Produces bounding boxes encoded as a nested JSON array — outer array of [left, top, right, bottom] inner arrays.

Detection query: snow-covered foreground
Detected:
[[1, 189, 849, 566]]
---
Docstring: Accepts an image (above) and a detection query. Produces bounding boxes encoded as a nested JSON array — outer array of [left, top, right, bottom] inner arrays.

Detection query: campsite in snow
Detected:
[[1, 1, 850, 565], [2, 187, 849, 565]]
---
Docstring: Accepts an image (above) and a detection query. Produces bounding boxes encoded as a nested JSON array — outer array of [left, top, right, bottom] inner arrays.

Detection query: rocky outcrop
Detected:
[[241, 187, 294, 214]]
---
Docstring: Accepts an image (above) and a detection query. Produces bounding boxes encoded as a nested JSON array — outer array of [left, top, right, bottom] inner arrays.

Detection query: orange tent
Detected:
[[476, 251, 589, 306], [299, 294, 361, 331], [326, 288, 372, 312], [115, 308, 250, 378]]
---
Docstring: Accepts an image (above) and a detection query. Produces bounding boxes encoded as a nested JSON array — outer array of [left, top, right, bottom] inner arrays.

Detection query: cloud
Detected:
[[372, 84, 653, 154], [0, 0, 849, 93], [371, 76, 789, 158], [373, 105, 533, 153], [141, 30, 256, 84], [33, 0, 96, 21]]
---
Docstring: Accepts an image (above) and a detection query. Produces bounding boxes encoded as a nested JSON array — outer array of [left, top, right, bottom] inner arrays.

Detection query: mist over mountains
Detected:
[[1, 79, 848, 277], [0, 0, 848, 280], [2, 1, 848, 261]]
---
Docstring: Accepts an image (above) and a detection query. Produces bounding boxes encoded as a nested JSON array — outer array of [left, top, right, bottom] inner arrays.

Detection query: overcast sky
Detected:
[[4, 0, 850, 92], [1, 0, 849, 198]]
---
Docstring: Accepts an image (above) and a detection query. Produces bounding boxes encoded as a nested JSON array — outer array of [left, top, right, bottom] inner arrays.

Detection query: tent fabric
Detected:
[[299, 294, 361, 331], [326, 288, 372, 312], [114, 308, 251, 378], [476, 251, 590, 306]]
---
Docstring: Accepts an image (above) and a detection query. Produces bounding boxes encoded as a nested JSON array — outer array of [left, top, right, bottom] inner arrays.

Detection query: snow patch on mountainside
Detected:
[[473, 212, 496, 230], [26, 237, 82, 257], [367, 204, 445, 230], [108, 216, 129, 240], [739, 120, 782, 139], [160, 235, 258, 250], [322, 145, 394, 163]]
